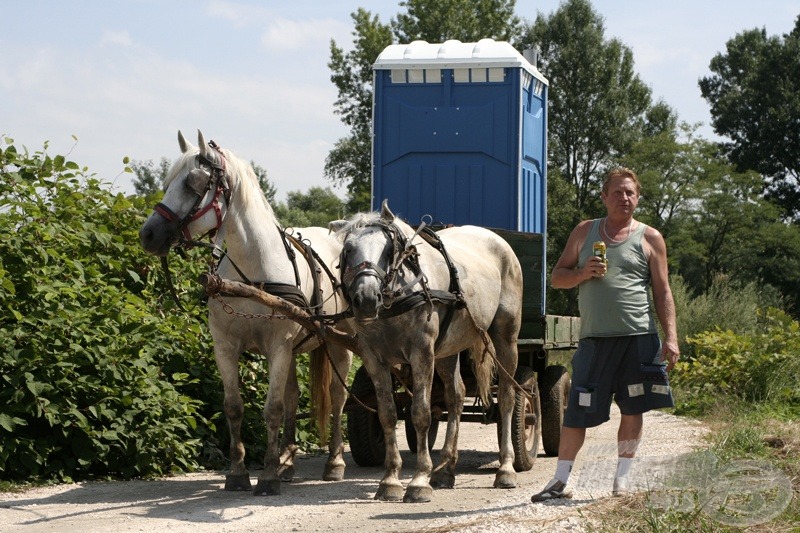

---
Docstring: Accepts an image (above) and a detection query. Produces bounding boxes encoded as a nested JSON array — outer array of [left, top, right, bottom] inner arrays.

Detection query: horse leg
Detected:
[[362, 358, 404, 501], [322, 346, 352, 481], [253, 348, 293, 496], [278, 357, 300, 482], [404, 353, 436, 503], [430, 354, 464, 489], [491, 332, 518, 489], [215, 347, 252, 491]]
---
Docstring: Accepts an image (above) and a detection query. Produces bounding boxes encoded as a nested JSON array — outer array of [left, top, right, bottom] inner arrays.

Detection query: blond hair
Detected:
[[602, 167, 641, 195]]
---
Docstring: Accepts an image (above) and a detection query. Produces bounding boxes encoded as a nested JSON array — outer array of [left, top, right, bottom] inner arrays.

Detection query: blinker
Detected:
[[185, 167, 211, 196]]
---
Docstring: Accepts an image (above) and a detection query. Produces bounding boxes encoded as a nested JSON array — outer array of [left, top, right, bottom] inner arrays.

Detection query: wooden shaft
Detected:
[[198, 273, 358, 352]]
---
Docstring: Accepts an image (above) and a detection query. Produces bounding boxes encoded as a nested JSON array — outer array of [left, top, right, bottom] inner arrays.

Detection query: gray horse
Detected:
[[331, 201, 523, 502], [139, 131, 353, 495]]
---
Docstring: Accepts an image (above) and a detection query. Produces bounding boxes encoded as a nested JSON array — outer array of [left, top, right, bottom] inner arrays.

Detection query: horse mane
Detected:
[[333, 211, 380, 241], [220, 148, 278, 222], [334, 210, 416, 242]]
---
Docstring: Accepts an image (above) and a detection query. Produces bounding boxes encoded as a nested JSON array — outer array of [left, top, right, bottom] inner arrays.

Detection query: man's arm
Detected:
[[551, 220, 606, 289], [645, 227, 680, 370]]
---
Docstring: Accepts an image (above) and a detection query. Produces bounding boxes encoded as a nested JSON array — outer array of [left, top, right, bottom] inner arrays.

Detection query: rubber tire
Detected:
[[540, 364, 571, 457], [347, 366, 385, 467], [498, 366, 541, 472], [404, 411, 439, 453]]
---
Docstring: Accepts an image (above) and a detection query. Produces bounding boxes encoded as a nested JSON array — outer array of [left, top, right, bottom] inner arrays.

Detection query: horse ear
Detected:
[[380, 199, 395, 222], [178, 130, 194, 153], [328, 220, 347, 233], [198, 130, 208, 159]]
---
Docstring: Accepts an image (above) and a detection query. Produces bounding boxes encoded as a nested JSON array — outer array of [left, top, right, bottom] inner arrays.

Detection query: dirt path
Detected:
[[0, 406, 708, 532]]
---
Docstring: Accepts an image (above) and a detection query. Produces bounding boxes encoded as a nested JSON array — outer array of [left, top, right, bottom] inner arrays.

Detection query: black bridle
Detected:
[[340, 221, 427, 306]]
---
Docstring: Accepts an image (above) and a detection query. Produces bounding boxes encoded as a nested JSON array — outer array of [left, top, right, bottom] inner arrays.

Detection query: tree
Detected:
[[250, 161, 277, 203], [621, 122, 709, 238], [699, 16, 800, 221], [130, 157, 171, 196], [393, 0, 520, 43], [273, 187, 347, 228], [327, 9, 393, 213], [518, 0, 656, 221]]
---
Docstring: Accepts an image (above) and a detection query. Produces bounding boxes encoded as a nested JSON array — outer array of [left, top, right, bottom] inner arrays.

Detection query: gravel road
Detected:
[[1, 405, 708, 533]]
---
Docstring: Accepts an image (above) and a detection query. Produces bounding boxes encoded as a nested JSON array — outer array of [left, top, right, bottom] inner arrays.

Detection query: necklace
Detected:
[[602, 216, 633, 244]]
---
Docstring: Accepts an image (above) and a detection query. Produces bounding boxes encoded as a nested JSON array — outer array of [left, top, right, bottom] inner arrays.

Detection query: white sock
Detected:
[[615, 456, 633, 480], [554, 460, 574, 484]]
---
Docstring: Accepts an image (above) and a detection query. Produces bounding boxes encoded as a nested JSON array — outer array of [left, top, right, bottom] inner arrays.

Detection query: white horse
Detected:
[[331, 201, 522, 502], [139, 130, 352, 496]]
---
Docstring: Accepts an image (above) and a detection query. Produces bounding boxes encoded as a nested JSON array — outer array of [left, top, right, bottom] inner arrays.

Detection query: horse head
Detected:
[[139, 130, 232, 256], [333, 200, 409, 323]]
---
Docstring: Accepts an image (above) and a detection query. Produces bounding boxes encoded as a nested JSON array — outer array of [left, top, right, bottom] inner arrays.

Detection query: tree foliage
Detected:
[[393, 0, 520, 43], [699, 16, 800, 221], [327, 9, 393, 213], [519, 0, 658, 221], [274, 186, 347, 227], [130, 157, 171, 197]]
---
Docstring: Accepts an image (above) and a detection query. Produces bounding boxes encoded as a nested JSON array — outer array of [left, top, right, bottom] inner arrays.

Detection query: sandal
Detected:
[[531, 479, 573, 502]]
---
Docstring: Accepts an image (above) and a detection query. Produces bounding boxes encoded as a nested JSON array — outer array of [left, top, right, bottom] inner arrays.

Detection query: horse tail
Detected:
[[309, 346, 332, 443], [470, 338, 496, 407]]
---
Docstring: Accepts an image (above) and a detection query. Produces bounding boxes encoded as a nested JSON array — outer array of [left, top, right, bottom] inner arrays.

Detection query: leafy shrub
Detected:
[[0, 138, 221, 481], [672, 308, 800, 411], [0, 137, 329, 483], [671, 273, 782, 358]]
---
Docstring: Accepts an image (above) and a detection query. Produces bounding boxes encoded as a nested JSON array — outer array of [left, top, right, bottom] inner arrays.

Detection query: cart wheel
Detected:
[[347, 366, 385, 467], [404, 411, 439, 453], [540, 364, 570, 456], [498, 365, 541, 472]]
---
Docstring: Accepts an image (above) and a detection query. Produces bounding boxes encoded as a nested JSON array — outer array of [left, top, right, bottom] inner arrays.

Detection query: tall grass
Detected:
[[671, 274, 783, 358]]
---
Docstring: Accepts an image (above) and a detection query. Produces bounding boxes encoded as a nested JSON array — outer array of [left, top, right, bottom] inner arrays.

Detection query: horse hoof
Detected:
[[323, 464, 345, 481], [224, 474, 252, 491], [403, 485, 433, 503], [252, 479, 282, 496], [430, 472, 455, 489], [374, 483, 405, 501], [493, 472, 517, 489], [278, 465, 295, 482]]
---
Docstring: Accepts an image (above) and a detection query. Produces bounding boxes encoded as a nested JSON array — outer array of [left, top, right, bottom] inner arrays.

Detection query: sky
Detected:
[[2, 0, 798, 200]]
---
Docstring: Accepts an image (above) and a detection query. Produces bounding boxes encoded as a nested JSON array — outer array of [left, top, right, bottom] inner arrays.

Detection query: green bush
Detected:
[[672, 308, 800, 411], [671, 273, 782, 358], [0, 137, 330, 483], [0, 138, 220, 481]]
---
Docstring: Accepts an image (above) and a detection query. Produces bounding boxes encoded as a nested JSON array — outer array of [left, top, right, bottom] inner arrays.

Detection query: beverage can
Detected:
[[593, 241, 607, 265]]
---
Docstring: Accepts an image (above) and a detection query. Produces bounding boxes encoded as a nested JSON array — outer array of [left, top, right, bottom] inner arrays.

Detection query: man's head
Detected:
[[602, 167, 641, 195], [601, 167, 641, 217]]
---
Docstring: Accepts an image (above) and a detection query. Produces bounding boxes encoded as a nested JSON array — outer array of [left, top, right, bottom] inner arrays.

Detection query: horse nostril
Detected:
[[353, 294, 363, 307], [139, 227, 152, 244]]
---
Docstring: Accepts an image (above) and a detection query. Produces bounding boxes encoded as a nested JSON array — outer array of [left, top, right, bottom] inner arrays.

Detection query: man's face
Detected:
[[602, 176, 639, 217]]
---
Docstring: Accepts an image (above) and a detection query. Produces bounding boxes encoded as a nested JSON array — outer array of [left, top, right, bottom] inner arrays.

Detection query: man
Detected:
[[531, 167, 680, 502]]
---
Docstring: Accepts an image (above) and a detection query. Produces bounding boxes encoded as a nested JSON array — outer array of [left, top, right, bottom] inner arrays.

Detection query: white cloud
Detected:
[[260, 17, 351, 51], [100, 30, 133, 47], [204, 0, 270, 28]]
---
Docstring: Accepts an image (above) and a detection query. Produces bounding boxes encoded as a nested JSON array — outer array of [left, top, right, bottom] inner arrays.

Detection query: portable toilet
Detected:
[[371, 39, 549, 233]]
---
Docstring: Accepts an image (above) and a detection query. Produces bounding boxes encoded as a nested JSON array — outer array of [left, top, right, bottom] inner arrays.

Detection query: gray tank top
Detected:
[[577, 219, 656, 338]]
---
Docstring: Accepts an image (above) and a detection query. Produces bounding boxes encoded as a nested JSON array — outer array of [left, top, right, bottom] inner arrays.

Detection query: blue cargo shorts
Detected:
[[563, 333, 675, 428]]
